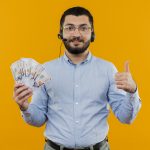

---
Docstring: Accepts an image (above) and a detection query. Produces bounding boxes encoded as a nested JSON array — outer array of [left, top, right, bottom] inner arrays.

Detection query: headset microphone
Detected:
[[62, 38, 67, 42]]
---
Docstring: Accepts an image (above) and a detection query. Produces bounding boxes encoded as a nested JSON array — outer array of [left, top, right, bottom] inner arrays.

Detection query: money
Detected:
[[10, 58, 51, 89]]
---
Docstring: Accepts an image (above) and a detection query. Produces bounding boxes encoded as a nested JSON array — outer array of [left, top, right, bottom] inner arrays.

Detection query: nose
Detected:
[[72, 28, 82, 37]]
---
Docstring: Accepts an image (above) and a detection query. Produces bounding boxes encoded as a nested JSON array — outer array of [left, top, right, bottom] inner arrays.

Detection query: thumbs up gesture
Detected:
[[115, 61, 137, 93]]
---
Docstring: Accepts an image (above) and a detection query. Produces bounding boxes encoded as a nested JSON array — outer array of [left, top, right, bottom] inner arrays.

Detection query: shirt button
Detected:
[[75, 102, 79, 105], [75, 84, 79, 88], [75, 121, 79, 123]]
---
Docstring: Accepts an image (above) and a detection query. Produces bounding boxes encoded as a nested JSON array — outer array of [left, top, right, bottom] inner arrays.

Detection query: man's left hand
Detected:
[[115, 61, 137, 93]]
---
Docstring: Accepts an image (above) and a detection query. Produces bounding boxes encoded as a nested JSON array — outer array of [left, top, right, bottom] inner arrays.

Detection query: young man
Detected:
[[13, 6, 141, 150]]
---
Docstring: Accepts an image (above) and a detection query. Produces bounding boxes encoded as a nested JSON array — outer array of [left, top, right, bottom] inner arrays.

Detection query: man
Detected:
[[13, 6, 141, 150]]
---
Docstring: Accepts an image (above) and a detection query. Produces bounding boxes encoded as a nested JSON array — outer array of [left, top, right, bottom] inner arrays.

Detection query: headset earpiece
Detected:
[[91, 31, 95, 42], [58, 28, 63, 40]]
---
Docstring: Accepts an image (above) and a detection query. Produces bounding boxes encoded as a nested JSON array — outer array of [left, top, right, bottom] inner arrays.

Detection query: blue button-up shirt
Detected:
[[22, 52, 141, 148]]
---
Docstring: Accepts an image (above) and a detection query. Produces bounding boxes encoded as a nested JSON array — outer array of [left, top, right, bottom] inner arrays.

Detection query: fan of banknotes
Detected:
[[10, 58, 51, 89]]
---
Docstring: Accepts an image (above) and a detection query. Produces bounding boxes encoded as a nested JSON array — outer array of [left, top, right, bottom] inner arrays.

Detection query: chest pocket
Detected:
[[80, 69, 109, 104]]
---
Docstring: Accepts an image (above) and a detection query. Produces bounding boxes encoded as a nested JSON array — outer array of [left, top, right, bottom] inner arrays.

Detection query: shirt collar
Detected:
[[63, 51, 92, 65]]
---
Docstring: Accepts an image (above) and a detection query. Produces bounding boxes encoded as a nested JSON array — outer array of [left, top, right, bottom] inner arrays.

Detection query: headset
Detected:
[[57, 27, 95, 57], [57, 28, 95, 42]]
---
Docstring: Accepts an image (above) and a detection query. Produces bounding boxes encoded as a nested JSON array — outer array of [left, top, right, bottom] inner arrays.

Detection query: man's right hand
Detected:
[[13, 83, 33, 111]]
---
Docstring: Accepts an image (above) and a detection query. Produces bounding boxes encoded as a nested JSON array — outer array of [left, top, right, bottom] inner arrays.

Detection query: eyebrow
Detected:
[[64, 23, 89, 26]]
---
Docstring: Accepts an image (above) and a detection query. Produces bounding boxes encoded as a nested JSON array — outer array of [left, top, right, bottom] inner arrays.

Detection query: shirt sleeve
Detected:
[[21, 84, 49, 127], [107, 63, 142, 124]]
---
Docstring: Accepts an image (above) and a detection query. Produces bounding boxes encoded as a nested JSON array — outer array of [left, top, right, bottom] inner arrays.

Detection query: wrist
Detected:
[[130, 85, 137, 93], [19, 105, 28, 111]]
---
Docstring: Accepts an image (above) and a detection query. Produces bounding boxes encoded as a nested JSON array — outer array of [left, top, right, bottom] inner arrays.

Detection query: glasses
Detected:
[[63, 25, 92, 34]]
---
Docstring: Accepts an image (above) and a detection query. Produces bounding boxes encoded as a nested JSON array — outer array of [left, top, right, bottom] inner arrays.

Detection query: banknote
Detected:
[[10, 58, 51, 89]]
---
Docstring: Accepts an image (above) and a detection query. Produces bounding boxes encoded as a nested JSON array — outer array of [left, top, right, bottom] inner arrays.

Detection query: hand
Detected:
[[13, 83, 33, 111], [115, 61, 137, 93]]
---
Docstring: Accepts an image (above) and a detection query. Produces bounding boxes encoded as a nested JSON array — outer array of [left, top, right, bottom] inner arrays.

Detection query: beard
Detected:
[[63, 37, 91, 55]]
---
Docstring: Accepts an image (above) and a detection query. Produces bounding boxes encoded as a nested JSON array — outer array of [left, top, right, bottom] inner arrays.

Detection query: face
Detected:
[[62, 15, 92, 54]]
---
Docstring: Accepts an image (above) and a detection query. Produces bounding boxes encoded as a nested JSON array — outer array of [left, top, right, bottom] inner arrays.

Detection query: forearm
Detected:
[[21, 103, 47, 127], [114, 90, 141, 124]]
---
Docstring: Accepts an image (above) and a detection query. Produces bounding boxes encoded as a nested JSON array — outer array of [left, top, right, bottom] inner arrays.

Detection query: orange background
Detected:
[[0, 0, 149, 150]]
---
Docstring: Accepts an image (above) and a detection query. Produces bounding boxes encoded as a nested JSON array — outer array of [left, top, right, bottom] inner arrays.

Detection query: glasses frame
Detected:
[[63, 25, 92, 34]]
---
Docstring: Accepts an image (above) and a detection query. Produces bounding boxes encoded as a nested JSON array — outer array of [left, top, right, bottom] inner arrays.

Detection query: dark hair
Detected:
[[60, 6, 94, 28]]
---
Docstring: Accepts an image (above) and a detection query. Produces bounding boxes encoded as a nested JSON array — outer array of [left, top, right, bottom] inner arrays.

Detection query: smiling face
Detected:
[[62, 15, 93, 54]]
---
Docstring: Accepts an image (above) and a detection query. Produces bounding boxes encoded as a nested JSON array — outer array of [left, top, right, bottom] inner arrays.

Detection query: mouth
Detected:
[[69, 37, 83, 43], [70, 40, 83, 47], [72, 40, 81, 44]]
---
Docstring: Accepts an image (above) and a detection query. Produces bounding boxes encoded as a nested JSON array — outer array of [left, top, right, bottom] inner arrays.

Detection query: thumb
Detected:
[[124, 61, 130, 72]]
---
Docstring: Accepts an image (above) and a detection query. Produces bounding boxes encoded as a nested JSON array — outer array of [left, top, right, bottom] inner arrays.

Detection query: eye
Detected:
[[80, 26, 88, 31], [67, 26, 74, 31]]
